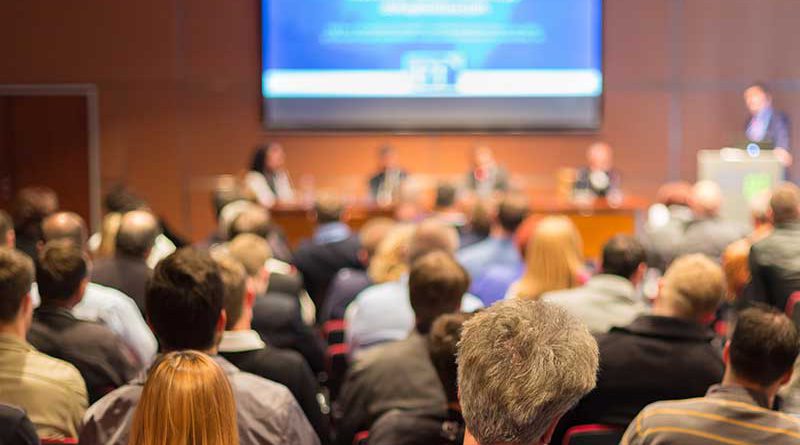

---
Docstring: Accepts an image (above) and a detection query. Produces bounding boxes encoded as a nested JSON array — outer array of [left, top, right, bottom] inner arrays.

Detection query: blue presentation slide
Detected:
[[262, 0, 602, 99]]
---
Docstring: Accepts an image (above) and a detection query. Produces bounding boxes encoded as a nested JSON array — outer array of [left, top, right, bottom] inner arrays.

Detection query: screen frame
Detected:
[[259, 0, 605, 134]]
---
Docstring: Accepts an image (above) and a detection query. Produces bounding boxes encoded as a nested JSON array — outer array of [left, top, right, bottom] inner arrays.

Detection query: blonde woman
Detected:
[[128, 351, 238, 445], [506, 215, 586, 301], [367, 224, 416, 284]]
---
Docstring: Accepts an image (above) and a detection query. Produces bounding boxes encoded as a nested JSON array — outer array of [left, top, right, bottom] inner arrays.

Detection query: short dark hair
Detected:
[[497, 194, 530, 233], [116, 211, 160, 258], [0, 247, 34, 323], [407, 219, 459, 264], [409, 251, 469, 334], [13, 187, 58, 238], [104, 185, 146, 213], [730, 305, 800, 387], [229, 207, 271, 240], [428, 312, 473, 403], [146, 248, 224, 351], [0, 210, 12, 236], [746, 81, 771, 96], [435, 183, 457, 209], [36, 240, 87, 303], [602, 235, 646, 279], [315, 195, 344, 224], [770, 183, 800, 225]]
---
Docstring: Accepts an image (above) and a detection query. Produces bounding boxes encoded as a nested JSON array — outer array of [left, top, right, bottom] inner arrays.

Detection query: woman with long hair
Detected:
[[128, 351, 238, 445], [367, 224, 416, 284], [245, 143, 295, 207], [507, 215, 585, 301]]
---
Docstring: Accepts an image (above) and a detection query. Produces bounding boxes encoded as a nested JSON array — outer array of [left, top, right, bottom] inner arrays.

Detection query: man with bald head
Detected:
[[677, 180, 748, 260], [31, 212, 157, 366], [345, 219, 483, 357], [92, 210, 159, 314]]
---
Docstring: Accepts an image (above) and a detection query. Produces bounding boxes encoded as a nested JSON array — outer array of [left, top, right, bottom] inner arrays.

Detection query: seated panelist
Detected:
[[369, 144, 407, 205], [573, 142, 621, 199], [245, 143, 295, 207], [465, 145, 509, 198]]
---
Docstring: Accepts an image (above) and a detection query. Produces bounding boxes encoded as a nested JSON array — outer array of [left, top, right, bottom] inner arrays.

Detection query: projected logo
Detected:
[[403, 51, 465, 94]]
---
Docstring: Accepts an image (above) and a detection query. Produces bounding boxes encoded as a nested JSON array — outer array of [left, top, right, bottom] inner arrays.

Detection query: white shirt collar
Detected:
[[218, 330, 266, 353]]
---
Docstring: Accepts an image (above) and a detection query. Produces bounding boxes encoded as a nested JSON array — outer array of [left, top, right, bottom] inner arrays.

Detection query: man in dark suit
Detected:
[[28, 240, 139, 403], [369, 145, 408, 205], [553, 254, 726, 443], [92, 210, 158, 315], [465, 145, 509, 197], [573, 142, 621, 199], [293, 196, 361, 316], [0, 404, 39, 445], [745, 82, 792, 167], [747, 183, 800, 311]]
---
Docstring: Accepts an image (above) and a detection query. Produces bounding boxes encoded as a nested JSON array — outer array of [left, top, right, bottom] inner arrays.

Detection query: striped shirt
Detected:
[[622, 385, 800, 445]]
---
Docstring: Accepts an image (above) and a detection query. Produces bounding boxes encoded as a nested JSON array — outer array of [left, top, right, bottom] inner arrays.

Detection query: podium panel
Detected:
[[698, 148, 783, 225]]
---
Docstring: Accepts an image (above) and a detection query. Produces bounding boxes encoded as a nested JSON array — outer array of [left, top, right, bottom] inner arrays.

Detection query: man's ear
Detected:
[[73, 277, 90, 305], [245, 279, 257, 310], [260, 267, 271, 291], [722, 340, 731, 365], [217, 309, 228, 334], [780, 367, 794, 386], [20, 293, 34, 324], [357, 248, 369, 266], [5, 230, 15, 249]]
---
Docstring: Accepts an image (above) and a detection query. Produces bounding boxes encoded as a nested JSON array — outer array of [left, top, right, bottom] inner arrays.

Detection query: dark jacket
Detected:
[[221, 344, 329, 444], [335, 333, 446, 445], [369, 169, 408, 200], [553, 315, 724, 443], [293, 236, 361, 314], [677, 217, 748, 260], [320, 269, 371, 323], [28, 306, 139, 403], [369, 407, 464, 445], [91, 255, 151, 315], [747, 222, 800, 311], [0, 404, 39, 445], [251, 292, 326, 374], [573, 168, 621, 198], [746, 109, 791, 150]]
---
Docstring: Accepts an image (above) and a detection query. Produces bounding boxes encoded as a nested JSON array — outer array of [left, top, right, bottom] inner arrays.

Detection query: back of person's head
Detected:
[[729, 305, 800, 387], [496, 193, 530, 234], [409, 251, 469, 334], [146, 248, 224, 351], [659, 254, 724, 320], [367, 224, 415, 283], [104, 185, 147, 213], [0, 210, 13, 248], [116, 210, 160, 259], [41, 212, 88, 246], [601, 235, 646, 280], [749, 190, 771, 226], [249, 144, 269, 173], [358, 218, 396, 260], [227, 234, 272, 278], [212, 176, 250, 218], [690, 180, 723, 218], [407, 219, 460, 264], [213, 253, 248, 331], [36, 240, 88, 304], [13, 186, 59, 237], [517, 216, 583, 300], [656, 181, 692, 207], [314, 194, 345, 225], [458, 300, 599, 445], [428, 312, 473, 404], [722, 239, 751, 301], [769, 182, 800, 225], [229, 206, 271, 240], [467, 199, 493, 239], [129, 350, 238, 445], [435, 183, 458, 209], [0, 247, 34, 324]]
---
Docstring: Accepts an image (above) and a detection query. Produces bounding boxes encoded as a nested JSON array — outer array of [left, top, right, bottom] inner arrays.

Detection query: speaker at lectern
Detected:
[[698, 148, 783, 225]]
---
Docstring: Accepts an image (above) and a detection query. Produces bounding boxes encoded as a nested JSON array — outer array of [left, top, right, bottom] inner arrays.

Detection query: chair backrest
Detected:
[[562, 424, 623, 445], [786, 291, 800, 326], [353, 430, 369, 445]]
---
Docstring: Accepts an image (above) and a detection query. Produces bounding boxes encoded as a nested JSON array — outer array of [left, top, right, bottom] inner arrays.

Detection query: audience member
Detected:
[[369, 312, 471, 445], [431, 183, 466, 229], [573, 142, 620, 199], [0, 210, 14, 248], [506, 215, 585, 301], [458, 197, 492, 248], [293, 195, 362, 316], [81, 247, 318, 445], [457, 192, 529, 282], [554, 254, 726, 441], [640, 181, 694, 271], [748, 182, 800, 311], [748, 189, 774, 243], [466, 145, 508, 197], [228, 233, 326, 373], [336, 251, 470, 445], [92, 210, 159, 314], [623, 305, 800, 444], [0, 247, 87, 439], [128, 351, 239, 445], [457, 299, 599, 445], [723, 239, 752, 303], [214, 252, 328, 442], [32, 212, 157, 365], [345, 219, 482, 355], [246, 142, 295, 207], [12, 186, 58, 259], [0, 404, 40, 445], [320, 218, 396, 323], [369, 144, 407, 205], [229, 202, 293, 263], [677, 180, 747, 259], [28, 240, 138, 403], [542, 235, 647, 333]]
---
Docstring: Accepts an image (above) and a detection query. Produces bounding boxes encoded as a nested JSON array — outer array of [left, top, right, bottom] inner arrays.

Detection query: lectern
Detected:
[[698, 148, 783, 225]]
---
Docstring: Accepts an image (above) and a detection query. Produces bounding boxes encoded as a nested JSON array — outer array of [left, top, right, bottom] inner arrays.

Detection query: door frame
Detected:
[[0, 84, 101, 231]]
